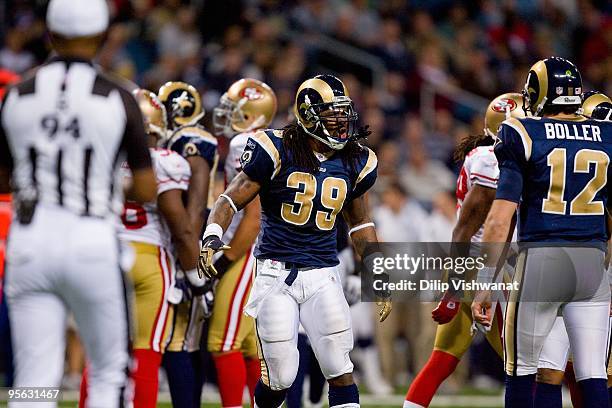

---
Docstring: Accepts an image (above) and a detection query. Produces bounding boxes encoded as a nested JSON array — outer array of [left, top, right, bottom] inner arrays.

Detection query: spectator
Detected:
[[0, 29, 34, 74]]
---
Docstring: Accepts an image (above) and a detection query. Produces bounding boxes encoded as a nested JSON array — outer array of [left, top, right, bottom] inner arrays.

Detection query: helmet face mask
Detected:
[[295, 75, 359, 150], [212, 93, 235, 138], [302, 97, 358, 150], [213, 79, 277, 138]]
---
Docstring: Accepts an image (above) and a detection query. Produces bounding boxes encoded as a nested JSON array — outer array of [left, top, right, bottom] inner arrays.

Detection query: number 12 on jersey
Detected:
[[542, 148, 610, 215]]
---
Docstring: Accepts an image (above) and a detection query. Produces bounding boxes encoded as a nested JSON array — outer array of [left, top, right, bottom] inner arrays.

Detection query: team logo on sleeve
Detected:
[[183, 142, 198, 157], [240, 150, 253, 165]]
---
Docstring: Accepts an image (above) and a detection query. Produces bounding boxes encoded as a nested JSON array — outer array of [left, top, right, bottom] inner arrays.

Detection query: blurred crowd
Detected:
[[1, 1, 610, 197], [0, 0, 610, 395]]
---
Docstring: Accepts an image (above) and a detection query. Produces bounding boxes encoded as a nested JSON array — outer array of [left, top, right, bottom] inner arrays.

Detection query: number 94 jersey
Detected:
[[240, 130, 377, 268], [495, 116, 612, 244]]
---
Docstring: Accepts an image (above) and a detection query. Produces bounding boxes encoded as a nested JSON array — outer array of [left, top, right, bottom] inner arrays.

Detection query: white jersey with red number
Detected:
[[456, 145, 498, 242], [222, 132, 254, 242], [119, 148, 191, 248]]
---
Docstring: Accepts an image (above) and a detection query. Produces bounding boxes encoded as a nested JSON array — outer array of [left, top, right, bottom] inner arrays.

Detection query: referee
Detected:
[[0, 0, 156, 407]]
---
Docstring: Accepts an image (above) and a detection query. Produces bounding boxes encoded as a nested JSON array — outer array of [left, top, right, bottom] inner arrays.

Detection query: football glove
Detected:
[[195, 278, 216, 319], [377, 299, 392, 322], [198, 235, 230, 279], [432, 290, 460, 324]]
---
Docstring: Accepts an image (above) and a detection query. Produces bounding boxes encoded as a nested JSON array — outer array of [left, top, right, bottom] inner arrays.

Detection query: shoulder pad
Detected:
[[154, 149, 191, 183], [249, 130, 283, 178], [172, 125, 218, 146], [355, 146, 378, 185], [501, 118, 532, 160]]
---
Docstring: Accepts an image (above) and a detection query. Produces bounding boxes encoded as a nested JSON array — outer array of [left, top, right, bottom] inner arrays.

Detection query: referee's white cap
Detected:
[[47, 0, 109, 38]]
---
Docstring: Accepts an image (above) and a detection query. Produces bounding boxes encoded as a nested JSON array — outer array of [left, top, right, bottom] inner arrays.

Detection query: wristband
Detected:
[[476, 266, 496, 284], [203, 223, 223, 239], [213, 254, 233, 278], [220, 194, 238, 213], [349, 222, 375, 235]]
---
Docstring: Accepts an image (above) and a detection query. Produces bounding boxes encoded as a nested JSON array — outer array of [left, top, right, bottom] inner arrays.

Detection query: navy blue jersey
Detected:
[[240, 129, 377, 267], [166, 125, 218, 168], [495, 116, 612, 244]]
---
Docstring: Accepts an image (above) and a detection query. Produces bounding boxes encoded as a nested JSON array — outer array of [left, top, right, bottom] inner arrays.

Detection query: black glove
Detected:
[[212, 254, 233, 279], [198, 235, 230, 279]]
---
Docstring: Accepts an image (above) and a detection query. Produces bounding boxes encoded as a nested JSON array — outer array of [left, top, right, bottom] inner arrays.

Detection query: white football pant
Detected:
[[245, 259, 354, 391], [5, 207, 130, 408]]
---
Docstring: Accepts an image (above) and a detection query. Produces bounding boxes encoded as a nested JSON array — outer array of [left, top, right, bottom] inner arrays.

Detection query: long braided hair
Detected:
[[281, 122, 365, 174], [453, 133, 494, 163]]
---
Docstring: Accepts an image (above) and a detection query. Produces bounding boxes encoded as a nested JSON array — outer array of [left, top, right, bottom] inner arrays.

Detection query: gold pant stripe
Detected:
[[221, 251, 255, 351], [151, 246, 172, 350], [128, 242, 174, 352], [504, 250, 527, 376], [208, 248, 257, 356], [433, 302, 504, 360], [252, 262, 270, 387]]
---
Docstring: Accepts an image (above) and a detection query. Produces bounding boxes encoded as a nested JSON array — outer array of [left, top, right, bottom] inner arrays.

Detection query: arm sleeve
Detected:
[[350, 147, 378, 200], [468, 150, 499, 189], [118, 88, 152, 171], [174, 128, 218, 168], [494, 124, 526, 203], [0, 94, 13, 171], [156, 152, 191, 195], [191, 138, 217, 168], [240, 137, 275, 185]]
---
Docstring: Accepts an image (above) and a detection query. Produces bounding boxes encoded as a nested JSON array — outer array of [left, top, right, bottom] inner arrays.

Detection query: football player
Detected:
[[534, 90, 612, 408], [208, 78, 277, 407], [404, 93, 525, 408], [120, 89, 198, 408], [472, 57, 612, 408], [157, 81, 218, 408], [199, 74, 391, 408]]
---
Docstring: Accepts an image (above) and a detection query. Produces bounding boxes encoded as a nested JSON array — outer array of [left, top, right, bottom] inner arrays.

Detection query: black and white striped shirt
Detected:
[[0, 56, 151, 219]]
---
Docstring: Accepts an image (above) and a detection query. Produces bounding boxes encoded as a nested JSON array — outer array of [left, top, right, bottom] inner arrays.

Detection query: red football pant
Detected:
[[405, 350, 460, 407], [214, 351, 261, 407], [132, 349, 162, 408]]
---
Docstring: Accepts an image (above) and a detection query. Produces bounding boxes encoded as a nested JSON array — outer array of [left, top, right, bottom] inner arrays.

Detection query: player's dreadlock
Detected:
[[282, 122, 366, 174], [453, 133, 495, 163]]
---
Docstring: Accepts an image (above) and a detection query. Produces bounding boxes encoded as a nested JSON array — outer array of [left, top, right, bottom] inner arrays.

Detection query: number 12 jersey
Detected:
[[495, 116, 612, 245]]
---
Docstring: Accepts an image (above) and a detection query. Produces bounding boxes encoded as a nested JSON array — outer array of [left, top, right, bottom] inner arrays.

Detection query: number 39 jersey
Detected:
[[240, 129, 377, 267], [119, 148, 191, 248], [495, 116, 612, 244]]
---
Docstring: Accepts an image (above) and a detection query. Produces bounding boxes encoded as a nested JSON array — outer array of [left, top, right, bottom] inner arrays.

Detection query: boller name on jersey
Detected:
[[544, 123, 601, 142]]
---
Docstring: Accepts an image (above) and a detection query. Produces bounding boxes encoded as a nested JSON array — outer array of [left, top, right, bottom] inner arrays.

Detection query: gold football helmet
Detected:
[[581, 91, 612, 121], [484, 93, 527, 138], [158, 81, 204, 129], [294, 74, 358, 150], [213, 78, 277, 138], [133, 89, 167, 140]]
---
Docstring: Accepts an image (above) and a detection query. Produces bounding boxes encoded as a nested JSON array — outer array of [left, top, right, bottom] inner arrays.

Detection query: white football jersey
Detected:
[[119, 148, 190, 248], [456, 145, 498, 242], [222, 132, 254, 242]]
